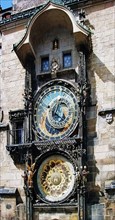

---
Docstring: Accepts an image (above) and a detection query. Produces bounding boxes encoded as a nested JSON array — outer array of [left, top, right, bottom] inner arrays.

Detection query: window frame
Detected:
[[63, 51, 72, 69], [41, 55, 49, 72], [9, 110, 26, 145]]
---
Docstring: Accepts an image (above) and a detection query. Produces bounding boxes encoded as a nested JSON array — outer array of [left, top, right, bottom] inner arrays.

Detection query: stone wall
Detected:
[[0, 24, 26, 207], [13, 0, 47, 13], [85, 0, 115, 187], [83, 1, 115, 219], [33, 208, 78, 220], [0, 197, 16, 220]]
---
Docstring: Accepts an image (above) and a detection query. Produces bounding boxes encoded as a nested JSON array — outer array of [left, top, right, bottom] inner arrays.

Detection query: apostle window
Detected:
[[41, 56, 49, 72], [63, 52, 72, 68]]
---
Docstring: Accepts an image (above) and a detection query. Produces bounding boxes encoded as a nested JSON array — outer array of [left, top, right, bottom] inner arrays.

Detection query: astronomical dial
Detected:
[[34, 82, 79, 140]]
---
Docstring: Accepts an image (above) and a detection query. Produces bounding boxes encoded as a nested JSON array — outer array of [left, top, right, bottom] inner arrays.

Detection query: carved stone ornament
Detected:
[[98, 108, 115, 124], [106, 113, 113, 124], [33, 137, 86, 161], [9, 109, 26, 122], [6, 136, 86, 165]]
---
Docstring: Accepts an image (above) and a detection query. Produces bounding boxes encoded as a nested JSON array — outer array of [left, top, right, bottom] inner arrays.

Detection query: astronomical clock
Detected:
[[32, 79, 81, 204], [33, 80, 80, 141], [5, 0, 90, 219]]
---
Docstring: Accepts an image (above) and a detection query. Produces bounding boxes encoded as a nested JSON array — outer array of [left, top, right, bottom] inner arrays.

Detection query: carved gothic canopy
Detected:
[[13, 1, 90, 67]]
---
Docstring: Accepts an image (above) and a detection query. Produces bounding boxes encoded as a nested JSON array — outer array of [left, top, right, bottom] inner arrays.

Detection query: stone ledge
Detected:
[[98, 108, 115, 116], [0, 123, 9, 131], [0, 187, 17, 195]]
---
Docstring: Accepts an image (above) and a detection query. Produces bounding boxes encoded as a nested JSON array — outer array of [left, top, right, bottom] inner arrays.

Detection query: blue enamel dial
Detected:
[[34, 84, 79, 140]]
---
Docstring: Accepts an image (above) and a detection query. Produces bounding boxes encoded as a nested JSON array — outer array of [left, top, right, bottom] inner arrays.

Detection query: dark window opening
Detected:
[[13, 122, 23, 144], [41, 56, 49, 72], [63, 52, 72, 68], [8, 110, 26, 145]]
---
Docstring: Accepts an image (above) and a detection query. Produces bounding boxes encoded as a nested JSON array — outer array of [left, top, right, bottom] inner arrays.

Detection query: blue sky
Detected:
[[1, 0, 12, 9]]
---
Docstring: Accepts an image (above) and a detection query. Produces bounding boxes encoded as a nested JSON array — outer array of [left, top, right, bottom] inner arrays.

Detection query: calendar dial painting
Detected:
[[35, 154, 75, 203]]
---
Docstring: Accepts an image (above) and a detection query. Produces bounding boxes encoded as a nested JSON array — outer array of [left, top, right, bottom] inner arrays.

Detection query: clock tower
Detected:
[[7, 1, 90, 219], [1, 1, 114, 220]]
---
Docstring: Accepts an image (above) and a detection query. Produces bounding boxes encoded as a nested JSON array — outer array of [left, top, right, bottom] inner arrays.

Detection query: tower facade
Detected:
[[0, 0, 115, 220]]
